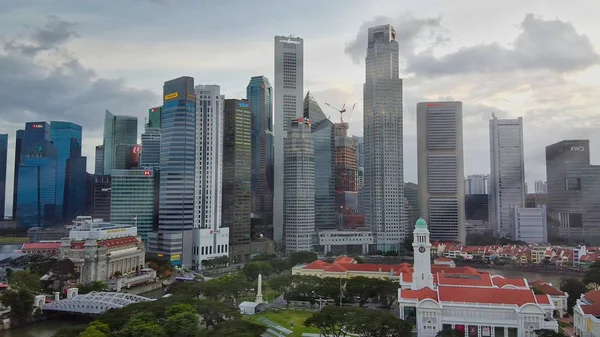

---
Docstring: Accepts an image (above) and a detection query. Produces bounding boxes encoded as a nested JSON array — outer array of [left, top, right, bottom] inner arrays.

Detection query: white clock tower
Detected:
[[412, 217, 434, 290]]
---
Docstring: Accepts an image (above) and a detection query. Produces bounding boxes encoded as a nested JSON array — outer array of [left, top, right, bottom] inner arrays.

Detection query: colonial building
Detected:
[[398, 218, 559, 337], [574, 289, 600, 337]]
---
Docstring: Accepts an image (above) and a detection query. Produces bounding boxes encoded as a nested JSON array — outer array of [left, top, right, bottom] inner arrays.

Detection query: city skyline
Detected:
[[1, 1, 600, 216]]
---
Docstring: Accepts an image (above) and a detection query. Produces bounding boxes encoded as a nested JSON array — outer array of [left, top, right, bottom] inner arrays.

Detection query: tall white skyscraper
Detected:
[[417, 101, 466, 244], [284, 118, 315, 253], [489, 116, 525, 238], [465, 174, 489, 194], [534, 180, 547, 194], [191, 84, 229, 270], [274, 35, 304, 250], [363, 25, 405, 252]]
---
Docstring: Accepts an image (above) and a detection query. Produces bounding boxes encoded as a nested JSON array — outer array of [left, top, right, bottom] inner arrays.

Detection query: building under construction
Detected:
[[333, 120, 363, 229]]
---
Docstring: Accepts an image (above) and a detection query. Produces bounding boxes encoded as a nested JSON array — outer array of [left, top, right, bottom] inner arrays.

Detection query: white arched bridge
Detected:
[[43, 291, 155, 315]]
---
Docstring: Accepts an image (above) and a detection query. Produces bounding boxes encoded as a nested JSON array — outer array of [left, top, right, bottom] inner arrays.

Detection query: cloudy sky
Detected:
[[1, 0, 600, 216]]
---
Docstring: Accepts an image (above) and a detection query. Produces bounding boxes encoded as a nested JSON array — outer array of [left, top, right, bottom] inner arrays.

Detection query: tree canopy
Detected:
[[305, 306, 412, 337], [560, 277, 588, 314]]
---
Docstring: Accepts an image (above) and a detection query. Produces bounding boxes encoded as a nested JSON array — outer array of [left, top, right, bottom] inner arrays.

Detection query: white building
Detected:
[[574, 289, 600, 337], [317, 230, 374, 255], [273, 35, 304, 249], [512, 206, 548, 243], [417, 101, 466, 244], [189, 84, 229, 270], [534, 180, 547, 194], [69, 218, 138, 241], [489, 116, 526, 238], [465, 174, 489, 194], [363, 24, 405, 252], [398, 218, 559, 337], [284, 118, 314, 254]]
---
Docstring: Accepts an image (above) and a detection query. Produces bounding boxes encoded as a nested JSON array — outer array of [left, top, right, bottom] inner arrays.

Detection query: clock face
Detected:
[[418, 246, 426, 253]]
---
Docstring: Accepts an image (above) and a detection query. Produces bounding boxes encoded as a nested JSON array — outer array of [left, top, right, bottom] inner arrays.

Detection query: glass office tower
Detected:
[[64, 155, 87, 219], [0, 134, 7, 219], [148, 106, 162, 128], [12, 130, 24, 218], [50, 121, 83, 221], [103, 110, 138, 175], [16, 140, 58, 227], [23, 122, 50, 150]]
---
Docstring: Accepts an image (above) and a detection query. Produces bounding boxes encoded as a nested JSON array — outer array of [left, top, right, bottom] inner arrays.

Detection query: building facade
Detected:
[[148, 106, 162, 128], [152, 76, 196, 262], [102, 110, 138, 175], [0, 134, 7, 219], [64, 155, 87, 220], [222, 99, 252, 251], [534, 181, 547, 194], [12, 130, 24, 219], [110, 168, 157, 241], [140, 128, 160, 170], [489, 116, 526, 238], [417, 101, 466, 244], [92, 175, 112, 221], [284, 118, 315, 254], [50, 121, 83, 221], [512, 206, 547, 243], [303, 92, 336, 231], [95, 145, 104, 176], [191, 84, 229, 270], [465, 174, 488, 194], [363, 25, 405, 252], [274, 35, 304, 249], [247, 76, 274, 234], [17, 140, 58, 227], [334, 121, 359, 228]]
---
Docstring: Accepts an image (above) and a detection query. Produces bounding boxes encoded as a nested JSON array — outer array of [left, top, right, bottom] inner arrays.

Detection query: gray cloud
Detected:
[[5, 15, 78, 55], [344, 13, 447, 64], [149, 0, 170, 5]]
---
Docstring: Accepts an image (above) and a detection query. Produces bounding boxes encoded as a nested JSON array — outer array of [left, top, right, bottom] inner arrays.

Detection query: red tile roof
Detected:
[[535, 294, 551, 305], [22, 242, 61, 250], [436, 273, 493, 287], [491, 275, 527, 288], [438, 286, 537, 306], [401, 287, 437, 301], [584, 290, 600, 304], [581, 304, 600, 316], [302, 260, 331, 270], [334, 256, 355, 264], [97, 237, 138, 247], [530, 281, 566, 296], [434, 257, 453, 262]]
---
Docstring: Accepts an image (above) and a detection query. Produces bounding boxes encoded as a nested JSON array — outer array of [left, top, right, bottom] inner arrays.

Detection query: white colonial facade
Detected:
[[398, 218, 559, 337], [574, 290, 600, 337]]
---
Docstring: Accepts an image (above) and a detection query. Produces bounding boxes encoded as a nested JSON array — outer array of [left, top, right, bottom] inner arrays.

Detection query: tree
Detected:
[[345, 276, 382, 307], [200, 273, 251, 303], [51, 325, 87, 337], [534, 329, 567, 337], [164, 312, 199, 337], [560, 277, 588, 314], [288, 251, 318, 266], [584, 260, 600, 286], [166, 281, 203, 298], [243, 261, 274, 281], [78, 281, 109, 294], [268, 259, 290, 274], [209, 319, 266, 337], [305, 306, 362, 337], [402, 237, 414, 255], [316, 277, 344, 303], [0, 288, 35, 325], [353, 309, 412, 337], [268, 275, 296, 306], [251, 253, 277, 261], [80, 321, 110, 337], [192, 300, 240, 329], [24, 255, 57, 275], [118, 312, 166, 337], [377, 279, 399, 309], [166, 303, 196, 316], [8, 270, 42, 293]]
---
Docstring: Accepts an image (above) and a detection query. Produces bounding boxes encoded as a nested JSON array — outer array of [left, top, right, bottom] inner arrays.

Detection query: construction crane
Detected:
[[325, 102, 356, 124]]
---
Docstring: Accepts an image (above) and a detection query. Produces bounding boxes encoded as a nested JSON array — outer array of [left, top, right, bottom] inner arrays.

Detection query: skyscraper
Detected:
[[274, 35, 304, 249], [150, 76, 196, 265], [64, 155, 87, 219], [111, 168, 157, 241], [102, 110, 138, 175], [23, 122, 50, 150], [0, 134, 7, 219], [534, 180, 547, 194], [95, 145, 104, 176], [303, 92, 336, 231], [489, 116, 525, 238], [12, 130, 24, 218], [140, 128, 161, 169], [223, 99, 251, 257], [92, 175, 111, 221], [17, 140, 58, 227], [417, 101, 466, 244], [114, 144, 140, 170], [363, 25, 405, 252], [50, 121, 83, 221], [148, 106, 162, 128], [284, 118, 315, 253], [247, 76, 274, 235], [465, 174, 489, 194], [191, 84, 229, 270]]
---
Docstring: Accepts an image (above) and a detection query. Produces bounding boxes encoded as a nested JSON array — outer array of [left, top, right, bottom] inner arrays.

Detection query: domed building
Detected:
[[397, 218, 560, 337]]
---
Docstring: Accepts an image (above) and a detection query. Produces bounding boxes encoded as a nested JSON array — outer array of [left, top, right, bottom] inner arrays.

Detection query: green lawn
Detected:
[[0, 236, 28, 244], [251, 310, 320, 336]]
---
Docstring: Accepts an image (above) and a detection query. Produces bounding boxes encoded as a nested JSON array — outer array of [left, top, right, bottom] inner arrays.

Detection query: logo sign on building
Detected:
[[132, 146, 141, 154], [164, 92, 179, 100], [571, 146, 585, 152], [279, 38, 300, 44], [107, 228, 126, 234], [427, 103, 445, 107], [187, 94, 196, 100], [32, 124, 44, 129], [237, 101, 250, 108], [143, 170, 151, 176], [150, 107, 161, 113]]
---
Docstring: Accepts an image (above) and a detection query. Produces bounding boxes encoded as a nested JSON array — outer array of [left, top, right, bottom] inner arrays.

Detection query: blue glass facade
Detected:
[[157, 76, 196, 257], [12, 130, 24, 218], [247, 76, 274, 226], [103, 110, 138, 175], [16, 140, 58, 227], [0, 134, 7, 219], [23, 122, 50, 150], [50, 122, 82, 221], [64, 156, 87, 220]]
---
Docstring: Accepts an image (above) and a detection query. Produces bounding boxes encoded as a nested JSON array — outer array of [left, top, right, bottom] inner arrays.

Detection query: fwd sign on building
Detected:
[[571, 146, 585, 152]]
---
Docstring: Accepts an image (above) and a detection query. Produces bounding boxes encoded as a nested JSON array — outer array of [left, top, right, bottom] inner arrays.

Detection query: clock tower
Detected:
[[412, 217, 434, 290]]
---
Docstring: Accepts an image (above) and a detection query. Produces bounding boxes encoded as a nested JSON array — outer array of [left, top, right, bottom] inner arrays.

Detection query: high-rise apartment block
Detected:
[[465, 174, 488, 194], [102, 110, 138, 175], [417, 101, 466, 244], [512, 206, 547, 243], [284, 118, 315, 253], [149, 76, 196, 265], [534, 180, 547, 194], [247, 76, 274, 236], [363, 25, 405, 252], [111, 168, 157, 241], [303, 92, 336, 231], [223, 99, 252, 256], [0, 134, 7, 219], [191, 84, 229, 270], [546, 140, 600, 243], [489, 116, 525, 238], [274, 35, 304, 249]]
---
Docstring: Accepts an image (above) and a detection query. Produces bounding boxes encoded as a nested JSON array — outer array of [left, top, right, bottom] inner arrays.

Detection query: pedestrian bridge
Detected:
[[42, 291, 154, 315]]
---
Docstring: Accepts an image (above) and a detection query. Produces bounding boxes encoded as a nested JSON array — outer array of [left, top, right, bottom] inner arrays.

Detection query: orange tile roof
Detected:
[[22, 242, 61, 250], [436, 273, 493, 287], [97, 237, 138, 247], [323, 264, 347, 273], [491, 276, 527, 288], [535, 294, 551, 305], [303, 260, 331, 270], [401, 287, 437, 301], [334, 256, 355, 264], [438, 286, 537, 306], [584, 290, 600, 304], [581, 304, 600, 316], [530, 281, 565, 296], [435, 257, 453, 262]]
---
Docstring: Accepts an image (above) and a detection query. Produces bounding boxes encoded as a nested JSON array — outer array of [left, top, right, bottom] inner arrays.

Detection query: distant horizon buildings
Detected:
[[417, 101, 466, 244], [535, 180, 548, 194], [363, 24, 405, 252], [489, 116, 526, 239], [274, 35, 304, 250], [465, 174, 489, 194]]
